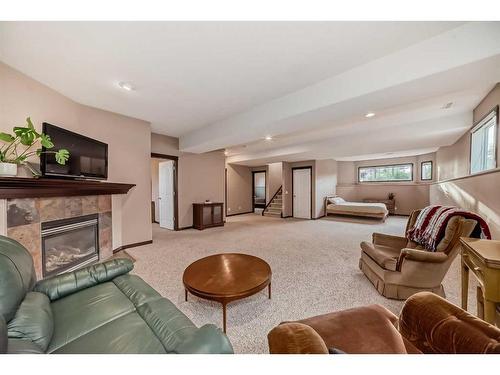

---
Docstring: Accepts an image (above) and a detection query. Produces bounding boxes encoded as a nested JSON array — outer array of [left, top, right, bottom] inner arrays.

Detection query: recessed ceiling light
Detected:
[[365, 112, 375, 118], [265, 135, 273, 141], [118, 81, 135, 91]]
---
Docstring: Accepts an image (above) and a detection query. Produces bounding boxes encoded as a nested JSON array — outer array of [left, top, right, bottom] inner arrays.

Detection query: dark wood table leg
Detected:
[[222, 302, 227, 333], [185, 289, 188, 302], [268, 282, 271, 299]]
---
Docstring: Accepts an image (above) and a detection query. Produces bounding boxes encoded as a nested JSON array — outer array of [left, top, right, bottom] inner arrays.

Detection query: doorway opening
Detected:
[[252, 170, 266, 213], [151, 153, 179, 230], [292, 167, 312, 219]]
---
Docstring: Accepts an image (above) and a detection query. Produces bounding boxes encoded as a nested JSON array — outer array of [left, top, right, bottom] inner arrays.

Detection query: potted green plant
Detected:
[[0, 117, 69, 177]]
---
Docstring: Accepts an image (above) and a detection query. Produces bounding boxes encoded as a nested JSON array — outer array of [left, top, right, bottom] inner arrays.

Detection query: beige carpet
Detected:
[[127, 213, 478, 354]]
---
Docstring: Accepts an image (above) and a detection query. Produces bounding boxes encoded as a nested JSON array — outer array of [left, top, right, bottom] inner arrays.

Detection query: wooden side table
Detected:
[[460, 237, 500, 325]]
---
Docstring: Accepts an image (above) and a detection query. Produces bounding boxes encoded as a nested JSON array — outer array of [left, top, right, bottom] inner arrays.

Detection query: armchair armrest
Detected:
[[173, 324, 234, 354], [372, 232, 407, 249], [399, 248, 448, 263], [399, 292, 500, 353], [34, 258, 133, 301], [396, 248, 447, 271]]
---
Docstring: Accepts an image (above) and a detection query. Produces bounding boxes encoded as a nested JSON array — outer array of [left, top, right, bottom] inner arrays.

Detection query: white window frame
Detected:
[[470, 107, 498, 175], [358, 163, 413, 183]]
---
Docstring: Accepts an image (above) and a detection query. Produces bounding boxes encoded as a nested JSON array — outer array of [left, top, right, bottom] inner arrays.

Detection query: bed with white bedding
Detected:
[[324, 196, 388, 221]]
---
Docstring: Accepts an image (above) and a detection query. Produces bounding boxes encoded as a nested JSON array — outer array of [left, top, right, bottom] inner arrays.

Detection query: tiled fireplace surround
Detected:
[[4, 195, 113, 279]]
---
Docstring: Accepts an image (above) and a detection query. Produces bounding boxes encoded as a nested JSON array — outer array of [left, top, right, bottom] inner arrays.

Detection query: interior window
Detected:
[[358, 163, 413, 182], [421, 161, 433, 180], [470, 108, 497, 174]]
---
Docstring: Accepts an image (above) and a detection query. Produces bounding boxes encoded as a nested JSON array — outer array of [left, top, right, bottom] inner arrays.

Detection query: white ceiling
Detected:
[[1, 21, 500, 165]]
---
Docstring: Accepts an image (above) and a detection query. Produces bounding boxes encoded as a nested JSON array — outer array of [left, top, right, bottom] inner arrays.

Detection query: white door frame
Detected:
[[152, 153, 178, 230], [159, 160, 175, 230], [292, 167, 312, 219]]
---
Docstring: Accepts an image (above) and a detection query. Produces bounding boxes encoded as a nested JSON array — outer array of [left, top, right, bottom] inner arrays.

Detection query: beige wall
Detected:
[[151, 133, 225, 228], [315, 159, 337, 218], [0, 62, 152, 248], [336, 154, 434, 215], [226, 163, 252, 215], [431, 83, 500, 239], [267, 162, 283, 204]]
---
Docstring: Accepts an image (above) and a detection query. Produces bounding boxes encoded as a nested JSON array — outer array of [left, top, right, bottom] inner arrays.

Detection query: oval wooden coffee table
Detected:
[[183, 253, 272, 333]]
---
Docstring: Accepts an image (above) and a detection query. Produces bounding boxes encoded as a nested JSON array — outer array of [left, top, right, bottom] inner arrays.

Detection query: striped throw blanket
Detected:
[[406, 205, 491, 251]]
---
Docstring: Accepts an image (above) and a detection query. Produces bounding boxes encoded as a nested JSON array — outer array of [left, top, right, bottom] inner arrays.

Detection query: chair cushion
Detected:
[[360, 241, 400, 271], [7, 292, 53, 351], [297, 304, 412, 354], [0, 236, 37, 322]]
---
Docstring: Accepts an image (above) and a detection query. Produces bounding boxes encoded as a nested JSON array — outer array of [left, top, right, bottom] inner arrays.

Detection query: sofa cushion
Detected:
[[47, 281, 136, 352], [51, 311, 167, 354], [0, 236, 37, 322], [360, 241, 400, 271], [7, 292, 53, 351], [34, 258, 134, 301], [298, 304, 411, 354], [0, 316, 7, 353]]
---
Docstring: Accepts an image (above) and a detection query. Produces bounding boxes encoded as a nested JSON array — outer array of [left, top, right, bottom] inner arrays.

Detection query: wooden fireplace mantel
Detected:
[[0, 177, 135, 199]]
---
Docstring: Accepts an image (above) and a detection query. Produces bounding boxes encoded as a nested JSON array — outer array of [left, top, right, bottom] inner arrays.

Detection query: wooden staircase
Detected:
[[263, 186, 282, 218]]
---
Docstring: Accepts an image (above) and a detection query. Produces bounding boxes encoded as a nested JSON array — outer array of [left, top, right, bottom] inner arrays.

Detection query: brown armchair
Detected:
[[268, 292, 500, 354], [359, 209, 477, 300]]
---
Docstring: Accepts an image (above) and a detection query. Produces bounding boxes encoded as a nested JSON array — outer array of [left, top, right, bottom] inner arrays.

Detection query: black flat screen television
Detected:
[[41, 123, 108, 180]]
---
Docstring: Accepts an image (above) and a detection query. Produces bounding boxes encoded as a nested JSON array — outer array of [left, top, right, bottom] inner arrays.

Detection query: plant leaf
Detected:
[[0, 132, 15, 142], [20, 131, 35, 146], [26, 117, 35, 130], [55, 149, 70, 165], [40, 133, 54, 148]]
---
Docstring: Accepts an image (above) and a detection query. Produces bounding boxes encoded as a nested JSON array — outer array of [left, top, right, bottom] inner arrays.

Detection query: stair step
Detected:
[[265, 208, 281, 213], [263, 211, 281, 217]]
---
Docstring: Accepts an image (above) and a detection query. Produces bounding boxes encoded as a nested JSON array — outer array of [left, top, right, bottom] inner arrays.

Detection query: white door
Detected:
[[158, 160, 174, 230], [293, 168, 311, 219]]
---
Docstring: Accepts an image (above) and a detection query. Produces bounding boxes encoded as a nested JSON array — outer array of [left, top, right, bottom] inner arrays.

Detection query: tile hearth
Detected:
[[5, 195, 113, 279]]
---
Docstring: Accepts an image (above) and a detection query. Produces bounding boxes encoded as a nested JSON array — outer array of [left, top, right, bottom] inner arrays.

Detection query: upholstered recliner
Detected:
[[0, 235, 233, 354], [359, 209, 477, 300], [267, 292, 500, 354]]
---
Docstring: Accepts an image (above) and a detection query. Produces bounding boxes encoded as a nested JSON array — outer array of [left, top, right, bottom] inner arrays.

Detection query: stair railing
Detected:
[[262, 185, 283, 216]]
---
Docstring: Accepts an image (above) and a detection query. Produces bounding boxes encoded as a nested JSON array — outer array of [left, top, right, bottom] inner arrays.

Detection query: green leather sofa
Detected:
[[0, 236, 233, 354]]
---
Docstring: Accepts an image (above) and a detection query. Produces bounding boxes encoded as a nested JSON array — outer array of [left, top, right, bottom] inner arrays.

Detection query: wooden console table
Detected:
[[193, 202, 224, 230], [460, 237, 500, 325]]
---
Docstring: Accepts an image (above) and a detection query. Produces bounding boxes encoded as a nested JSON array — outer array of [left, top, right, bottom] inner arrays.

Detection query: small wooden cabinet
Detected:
[[193, 202, 224, 230], [363, 198, 396, 215]]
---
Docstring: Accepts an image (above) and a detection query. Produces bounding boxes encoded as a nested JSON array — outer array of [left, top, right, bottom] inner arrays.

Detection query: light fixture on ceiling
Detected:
[[265, 135, 273, 141], [118, 81, 135, 91], [442, 102, 453, 109], [224, 150, 229, 156], [365, 112, 375, 118]]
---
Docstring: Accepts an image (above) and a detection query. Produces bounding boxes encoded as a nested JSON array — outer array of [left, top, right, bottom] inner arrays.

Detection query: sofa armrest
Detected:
[[173, 324, 234, 354], [34, 258, 133, 301], [372, 232, 407, 248], [399, 292, 500, 353]]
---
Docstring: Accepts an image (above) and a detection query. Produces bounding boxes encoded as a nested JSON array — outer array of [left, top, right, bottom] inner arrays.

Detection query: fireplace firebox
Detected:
[[41, 213, 99, 277]]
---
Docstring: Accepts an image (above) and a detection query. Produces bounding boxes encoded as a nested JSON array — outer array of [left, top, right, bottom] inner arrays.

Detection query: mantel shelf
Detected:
[[0, 177, 135, 199]]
